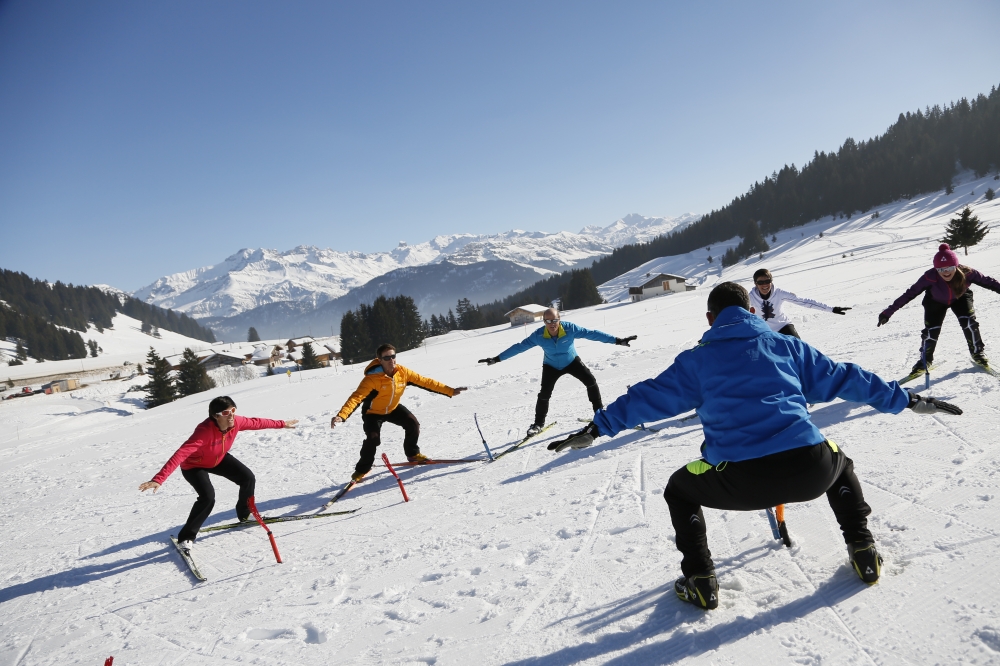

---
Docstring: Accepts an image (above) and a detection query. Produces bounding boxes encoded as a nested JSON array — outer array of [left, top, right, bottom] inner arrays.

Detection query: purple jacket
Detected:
[[882, 268, 1000, 319]]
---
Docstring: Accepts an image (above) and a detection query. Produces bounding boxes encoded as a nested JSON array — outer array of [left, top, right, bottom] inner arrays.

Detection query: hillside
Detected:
[[0, 312, 217, 384], [1, 182, 998, 664]]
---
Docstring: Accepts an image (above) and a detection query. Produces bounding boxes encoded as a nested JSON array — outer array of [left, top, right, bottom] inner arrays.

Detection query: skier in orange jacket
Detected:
[[332, 343, 466, 480]]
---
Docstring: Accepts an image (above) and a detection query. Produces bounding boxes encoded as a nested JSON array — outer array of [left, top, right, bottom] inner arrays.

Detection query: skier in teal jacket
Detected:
[[479, 307, 636, 436], [547, 282, 962, 610]]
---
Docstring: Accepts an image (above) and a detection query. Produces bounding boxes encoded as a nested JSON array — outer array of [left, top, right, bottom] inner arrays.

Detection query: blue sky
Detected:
[[2, 1, 999, 291]]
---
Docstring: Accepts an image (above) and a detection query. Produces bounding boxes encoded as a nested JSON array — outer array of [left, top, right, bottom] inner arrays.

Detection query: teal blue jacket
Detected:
[[498, 321, 617, 370]]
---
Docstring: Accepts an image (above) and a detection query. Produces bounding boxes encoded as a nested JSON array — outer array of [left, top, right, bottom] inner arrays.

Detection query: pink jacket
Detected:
[[152, 415, 285, 485]]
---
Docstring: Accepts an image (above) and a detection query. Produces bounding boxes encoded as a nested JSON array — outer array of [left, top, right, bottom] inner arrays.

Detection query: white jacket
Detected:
[[749, 285, 833, 332]]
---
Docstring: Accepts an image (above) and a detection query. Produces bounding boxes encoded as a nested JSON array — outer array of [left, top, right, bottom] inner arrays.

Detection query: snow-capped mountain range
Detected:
[[133, 214, 700, 321]]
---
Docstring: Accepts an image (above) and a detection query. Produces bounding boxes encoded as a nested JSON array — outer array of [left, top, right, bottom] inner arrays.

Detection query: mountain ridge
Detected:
[[132, 214, 700, 328]]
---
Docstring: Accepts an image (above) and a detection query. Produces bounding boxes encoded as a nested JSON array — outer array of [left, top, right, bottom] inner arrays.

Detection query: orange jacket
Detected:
[[337, 359, 455, 420]]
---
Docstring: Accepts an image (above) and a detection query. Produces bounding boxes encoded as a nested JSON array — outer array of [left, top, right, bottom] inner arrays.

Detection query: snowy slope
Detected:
[[132, 214, 697, 320], [2, 179, 1000, 664], [0, 313, 215, 384]]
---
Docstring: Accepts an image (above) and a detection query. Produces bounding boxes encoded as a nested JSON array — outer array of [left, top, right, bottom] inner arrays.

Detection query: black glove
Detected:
[[832, 307, 851, 315], [547, 422, 600, 452], [907, 390, 962, 415], [615, 335, 637, 347], [478, 357, 500, 366], [877, 313, 890, 327]]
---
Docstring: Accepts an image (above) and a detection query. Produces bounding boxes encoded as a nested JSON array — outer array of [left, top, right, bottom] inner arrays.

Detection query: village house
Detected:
[[628, 273, 695, 302], [503, 304, 549, 327]]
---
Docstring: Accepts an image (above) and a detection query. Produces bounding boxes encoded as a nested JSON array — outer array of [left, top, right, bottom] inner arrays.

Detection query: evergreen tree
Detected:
[[247, 327, 261, 342], [176, 348, 216, 397], [144, 347, 176, 408], [141, 320, 152, 335], [87, 339, 99, 357], [941, 206, 990, 255], [447, 309, 458, 330], [299, 341, 321, 370], [392, 295, 425, 349], [15, 341, 27, 361], [986, 187, 996, 201], [456, 298, 486, 330], [560, 269, 603, 309], [339, 310, 372, 364], [368, 296, 402, 347]]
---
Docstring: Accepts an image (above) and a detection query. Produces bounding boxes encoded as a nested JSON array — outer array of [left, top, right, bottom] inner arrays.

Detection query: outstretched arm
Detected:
[[781, 289, 835, 313], [967, 269, 1000, 295], [496, 331, 541, 362], [594, 356, 701, 437], [880, 273, 934, 324], [794, 339, 910, 411], [564, 321, 617, 345]]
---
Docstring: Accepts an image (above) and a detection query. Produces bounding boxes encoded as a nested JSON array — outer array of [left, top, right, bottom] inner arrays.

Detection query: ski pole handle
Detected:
[[248, 496, 283, 563], [381, 453, 410, 502]]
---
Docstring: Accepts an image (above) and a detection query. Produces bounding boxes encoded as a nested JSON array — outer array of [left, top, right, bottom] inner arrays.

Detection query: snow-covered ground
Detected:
[[2, 176, 1000, 664]]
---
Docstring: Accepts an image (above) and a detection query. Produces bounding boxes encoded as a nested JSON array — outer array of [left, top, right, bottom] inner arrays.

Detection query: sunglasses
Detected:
[[380, 354, 397, 361], [755, 279, 772, 286], [936, 266, 956, 273], [543, 319, 560, 324], [215, 408, 236, 417]]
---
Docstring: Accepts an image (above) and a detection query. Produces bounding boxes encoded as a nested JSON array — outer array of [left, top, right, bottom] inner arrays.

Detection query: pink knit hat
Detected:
[[933, 243, 959, 269]]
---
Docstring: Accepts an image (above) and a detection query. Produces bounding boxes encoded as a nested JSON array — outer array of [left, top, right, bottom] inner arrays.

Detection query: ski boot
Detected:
[[526, 423, 544, 437], [177, 540, 194, 556], [848, 541, 883, 585], [350, 469, 369, 482], [674, 571, 719, 610], [972, 352, 990, 368], [407, 453, 430, 464]]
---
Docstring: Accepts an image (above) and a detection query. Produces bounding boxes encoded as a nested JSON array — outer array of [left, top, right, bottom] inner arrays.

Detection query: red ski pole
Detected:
[[247, 496, 283, 563], [381, 453, 410, 502]]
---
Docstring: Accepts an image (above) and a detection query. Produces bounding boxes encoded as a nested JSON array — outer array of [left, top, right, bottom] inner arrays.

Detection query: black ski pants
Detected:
[[178, 453, 255, 542], [535, 357, 602, 426], [920, 289, 983, 362], [663, 441, 872, 577], [777, 324, 801, 339], [356, 404, 420, 475]]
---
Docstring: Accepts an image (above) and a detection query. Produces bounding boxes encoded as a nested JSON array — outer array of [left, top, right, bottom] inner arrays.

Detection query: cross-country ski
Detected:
[[199, 508, 360, 533], [169, 536, 206, 582]]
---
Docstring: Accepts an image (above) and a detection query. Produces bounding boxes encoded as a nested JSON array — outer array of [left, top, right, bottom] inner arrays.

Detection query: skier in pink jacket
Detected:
[[139, 396, 298, 553]]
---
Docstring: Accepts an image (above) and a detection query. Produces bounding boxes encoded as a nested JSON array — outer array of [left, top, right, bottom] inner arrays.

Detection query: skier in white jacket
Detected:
[[750, 269, 852, 338]]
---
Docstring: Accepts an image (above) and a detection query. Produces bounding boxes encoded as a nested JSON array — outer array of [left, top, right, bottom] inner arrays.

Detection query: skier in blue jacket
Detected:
[[547, 282, 962, 610], [479, 307, 636, 436]]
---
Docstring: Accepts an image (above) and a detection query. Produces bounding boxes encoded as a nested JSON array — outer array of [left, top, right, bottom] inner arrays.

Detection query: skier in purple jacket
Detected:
[[878, 243, 1000, 374]]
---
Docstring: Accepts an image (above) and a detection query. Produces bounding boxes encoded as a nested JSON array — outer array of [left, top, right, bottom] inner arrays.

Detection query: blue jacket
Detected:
[[498, 320, 617, 370], [593, 307, 910, 465]]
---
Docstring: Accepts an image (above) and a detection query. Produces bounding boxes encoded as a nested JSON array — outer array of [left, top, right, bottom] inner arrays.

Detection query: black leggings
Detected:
[[663, 441, 872, 577], [777, 324, 801, 339], [178, 453, 255, 542], [920, 289, 982, 361], [535, 357, 603, 425], [356, 404, 420, 475]]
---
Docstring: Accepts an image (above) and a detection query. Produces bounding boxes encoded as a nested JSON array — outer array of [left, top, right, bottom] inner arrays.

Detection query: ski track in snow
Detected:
[[3, 174, 1000, 664]]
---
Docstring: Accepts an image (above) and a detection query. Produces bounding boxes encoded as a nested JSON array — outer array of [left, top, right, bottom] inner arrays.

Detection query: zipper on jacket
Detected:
[[385, 374, 397, 414]]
